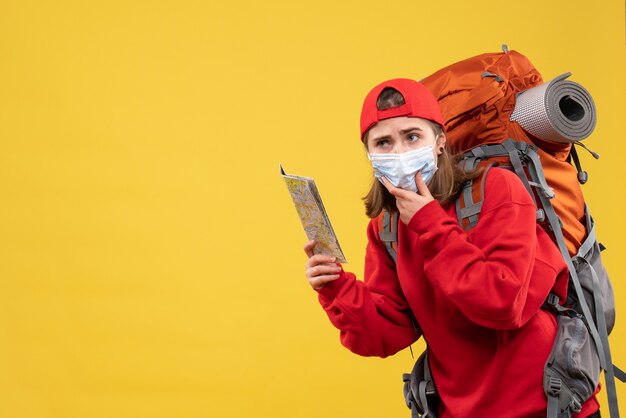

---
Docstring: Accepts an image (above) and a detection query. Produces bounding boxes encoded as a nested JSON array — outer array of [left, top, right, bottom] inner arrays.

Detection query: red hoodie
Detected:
[[316, 168, 599, 418]]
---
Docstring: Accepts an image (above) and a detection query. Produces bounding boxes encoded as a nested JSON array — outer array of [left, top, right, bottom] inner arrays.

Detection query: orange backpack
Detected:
[[421, 48, 587, 254], [389, 47, 624, 418]]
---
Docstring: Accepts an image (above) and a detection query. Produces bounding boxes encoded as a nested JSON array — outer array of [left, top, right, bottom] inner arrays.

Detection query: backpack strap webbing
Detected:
[[455, 163, 495, 230], [417, 352, 436, 418], [402, 372, 420, 418], [502, 139, 538, 204], [614, 364, 626, 383], [379, 210, 399, 263], [546, 376, 568, 418], [462, 139, 549, 220], [525, 149, 621, 418]]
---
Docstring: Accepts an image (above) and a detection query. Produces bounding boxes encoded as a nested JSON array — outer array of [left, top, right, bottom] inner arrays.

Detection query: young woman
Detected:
[[303, 78, 600, 417]]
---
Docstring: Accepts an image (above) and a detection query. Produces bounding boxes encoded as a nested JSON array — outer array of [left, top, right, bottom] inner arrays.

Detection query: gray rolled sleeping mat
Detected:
[[511, 73, 596, 143]]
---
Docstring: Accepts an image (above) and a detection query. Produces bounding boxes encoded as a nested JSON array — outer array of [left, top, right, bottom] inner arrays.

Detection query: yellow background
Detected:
[[0, 0, 624, 417]]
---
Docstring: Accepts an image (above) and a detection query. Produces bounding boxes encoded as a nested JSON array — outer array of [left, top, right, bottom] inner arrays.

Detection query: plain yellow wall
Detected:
[[0, 0, 624, 417]]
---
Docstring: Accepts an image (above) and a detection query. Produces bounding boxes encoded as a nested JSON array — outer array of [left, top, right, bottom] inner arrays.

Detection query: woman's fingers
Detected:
[[303, 242, 341, 289], [381, 176, 413, 199], [307, 262, 342, 286], [414, 172, 432, 198], [306, 263, 341, 277], [380, 176, 401, 196], [303, 240, 316, 257], [309, 274, 341, 290], [305, 255, 341, 290], [304, 242, 339, 264], [381, 176, 401, 197], [306, 253, 336, 266]]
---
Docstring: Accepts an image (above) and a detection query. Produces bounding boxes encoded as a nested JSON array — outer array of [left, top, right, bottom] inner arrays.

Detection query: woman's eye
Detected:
[[408, 134, 420, 142], [376, 140, 389, 147]]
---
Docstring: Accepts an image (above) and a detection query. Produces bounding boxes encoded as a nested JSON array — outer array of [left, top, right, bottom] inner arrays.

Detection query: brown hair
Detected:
[[362, 88, 481, 219]]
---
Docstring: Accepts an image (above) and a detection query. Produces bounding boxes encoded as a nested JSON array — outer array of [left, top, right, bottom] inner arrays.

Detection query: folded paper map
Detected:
[[280, 164, 347, 263]]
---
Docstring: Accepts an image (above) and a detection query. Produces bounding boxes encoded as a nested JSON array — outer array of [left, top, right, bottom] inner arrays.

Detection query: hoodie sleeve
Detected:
[[316, 219, 420, 358], [407, 168, 563, 330]]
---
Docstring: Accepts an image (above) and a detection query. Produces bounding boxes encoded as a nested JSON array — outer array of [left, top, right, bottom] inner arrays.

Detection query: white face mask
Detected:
[[368, 143, 438, 193]]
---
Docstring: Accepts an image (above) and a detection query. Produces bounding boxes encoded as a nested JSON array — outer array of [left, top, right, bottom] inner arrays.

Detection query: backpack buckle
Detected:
[[547, 377, 562, 396], [536, 209, 545, 222], [570, 395, 583, 413], [547, 293, 560, 307]]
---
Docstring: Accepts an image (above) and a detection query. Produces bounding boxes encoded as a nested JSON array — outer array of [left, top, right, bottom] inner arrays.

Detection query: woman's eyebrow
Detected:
[[371, 127, 424, 142], [370, 134, 392, 142], [400, 127, 424, 134]]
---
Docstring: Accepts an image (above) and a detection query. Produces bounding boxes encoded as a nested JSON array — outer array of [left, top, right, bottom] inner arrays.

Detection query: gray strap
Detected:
[[582, 258, 620, 418], [586, 261, 609, 365], [467, 144, 503, 159], [458, 203, 483, 222], [464, 156, 478, 172], [525, 147, 556, 199], [461, 141, 528, 175], [481, 71, 504, 83], [418, 381, 431, 418], [502, 139, 536, 205], [419, 352, 434, 418], [472, 144, 504, 157], [469, 146, 486, 159], [455, 164, 497, 230], [424, 351, 433, 385], [462, 180, 473, 208], [455, 187, 464, 226], [466, 165, 494, 229], [458, 206, 482, 220], [546, 377, 562, 418], [614, 364, 626, 382], [547, 394, 560, 418], [380, 211, 398, 263], [455, 180, 481, 230], [464, 141, 528, 160], [380, 211, 395, 241], [575, 207, 596, 259], [519, 145, 550, 222], [403, 373, 420, 418], [461, 180, 481, 229]]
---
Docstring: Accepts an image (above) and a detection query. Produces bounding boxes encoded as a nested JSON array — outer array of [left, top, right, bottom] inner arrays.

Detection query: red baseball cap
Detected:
[[360, 78, 445, 140]]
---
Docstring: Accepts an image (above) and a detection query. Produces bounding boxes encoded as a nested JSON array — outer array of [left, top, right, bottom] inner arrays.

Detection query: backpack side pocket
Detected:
[[571, 235, 615, 335], [544, 315, 600, 417]]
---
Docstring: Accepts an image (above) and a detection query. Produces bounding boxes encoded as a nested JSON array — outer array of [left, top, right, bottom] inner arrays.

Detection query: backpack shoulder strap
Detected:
[[455, 162, 496, 231], [378, 210, 399, 264]]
